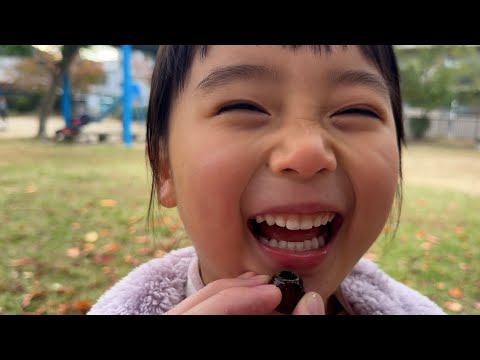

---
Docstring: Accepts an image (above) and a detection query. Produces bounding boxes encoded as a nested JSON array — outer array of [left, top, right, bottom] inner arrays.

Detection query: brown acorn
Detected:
[[270, 270, 305, 314]]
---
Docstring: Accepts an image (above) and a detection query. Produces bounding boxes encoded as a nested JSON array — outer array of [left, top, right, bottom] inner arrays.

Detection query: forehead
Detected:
[[187, 45, 382, 84]]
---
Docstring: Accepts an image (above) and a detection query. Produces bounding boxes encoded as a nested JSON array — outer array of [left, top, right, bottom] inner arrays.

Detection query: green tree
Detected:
[[395, 45, 480, 139], [396, 45, 480, 112], [0, 45, 33, 56]]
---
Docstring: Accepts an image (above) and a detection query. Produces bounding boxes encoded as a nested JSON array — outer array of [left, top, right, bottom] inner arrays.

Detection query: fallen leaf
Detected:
[[159, 239, 177, 251], [436, 282, 445, 290], [9, 257, 33, 267], [123, 255, 135, 264], [382, 225, 391, 234], [168, 224, 178, 231], [137, 247, 153, 256], [420, 263, 429, 270], [99, 228, 110, 238], [134, 235, 147, 243], [50, 283, 74, 294], [474, 302, 480, 310], [154, 249, 166, 258], [71, 222, 81, 230], [127, 226, 136, 234], [57, 286, 74, 295], [448, 288, 463, 298], [420, 242, 432, 250], [84, 231, 98, 243], [415, 229, 426, 241], [162, 216, 173, 225], [100, 199, 117, 208], [25, 184, 38, 193], [101, 242, 121, 254], [426, 234, 439, 243], [22, 271, 34, 279], [21, 290, 45, 309], [415, 198, 427, 207], [21, 294, 34, 308], [50, 283, 64, 291], [458, 263, 468, 271], [66, 247, 80, 258], [102, 266, 113, 275], [82, 243, 96, 255], [128, 215, 139, 224], [363, 253, 377, 261], [454, 226, 464, 235], [56, 303, 71, 314], [94, 254, 113, 263], [73, 300, 92, 315], [33, 306, 47, 315], [444, 301, 463, 312]]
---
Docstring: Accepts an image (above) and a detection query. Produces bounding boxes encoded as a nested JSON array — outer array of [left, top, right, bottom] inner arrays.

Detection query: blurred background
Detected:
[[0, 45, 478, 314]]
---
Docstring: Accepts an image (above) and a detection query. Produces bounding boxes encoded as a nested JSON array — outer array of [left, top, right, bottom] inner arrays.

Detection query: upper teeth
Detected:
[[254, 212, 335, 230]]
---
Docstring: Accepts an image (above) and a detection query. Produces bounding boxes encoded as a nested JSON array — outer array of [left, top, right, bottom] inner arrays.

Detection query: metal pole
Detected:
[[62, 73, 71, 127], [122, 45, 132, 147]]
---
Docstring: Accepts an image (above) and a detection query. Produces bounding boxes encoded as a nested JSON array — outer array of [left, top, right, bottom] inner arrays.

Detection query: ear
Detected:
[[158, 156, 177, 208]]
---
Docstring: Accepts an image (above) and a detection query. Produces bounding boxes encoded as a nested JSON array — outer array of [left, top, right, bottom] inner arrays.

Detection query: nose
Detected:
[[269, 122, 337, 179]]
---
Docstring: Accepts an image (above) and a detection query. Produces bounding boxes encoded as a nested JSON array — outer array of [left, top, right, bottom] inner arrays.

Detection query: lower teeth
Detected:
[[260, 236, 326, 252]]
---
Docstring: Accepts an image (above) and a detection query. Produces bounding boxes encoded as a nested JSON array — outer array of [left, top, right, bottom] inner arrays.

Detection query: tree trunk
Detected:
[[36, 46, 81, 139], [37, 68, 62, 139]]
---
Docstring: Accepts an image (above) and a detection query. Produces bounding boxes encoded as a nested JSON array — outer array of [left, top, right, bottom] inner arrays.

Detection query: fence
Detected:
[[404, 109, 480, 142]]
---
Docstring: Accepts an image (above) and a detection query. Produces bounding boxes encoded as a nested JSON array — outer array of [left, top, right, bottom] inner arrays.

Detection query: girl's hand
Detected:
[[165, 272, 325, 315], [292, 291, 325, 315]]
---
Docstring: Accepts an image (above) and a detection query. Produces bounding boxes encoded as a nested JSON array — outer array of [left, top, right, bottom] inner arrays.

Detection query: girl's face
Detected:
[[161, 45, 399, 302]]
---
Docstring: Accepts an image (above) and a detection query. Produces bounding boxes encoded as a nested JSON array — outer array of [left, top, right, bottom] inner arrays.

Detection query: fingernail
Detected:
[[303, 292, 324, 315]]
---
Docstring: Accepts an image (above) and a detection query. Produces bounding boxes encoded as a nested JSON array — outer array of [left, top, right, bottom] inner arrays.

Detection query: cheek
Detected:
[[169, 129, 255, 242], [342, 132, 400, 252]]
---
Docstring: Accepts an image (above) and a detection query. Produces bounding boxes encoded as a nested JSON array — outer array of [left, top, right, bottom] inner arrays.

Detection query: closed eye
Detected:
[[334, 107, 380, 119], [218, 102, 269, 115]]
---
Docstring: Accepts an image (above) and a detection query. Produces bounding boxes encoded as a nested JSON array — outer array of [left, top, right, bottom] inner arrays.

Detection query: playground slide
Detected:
[[92, 97, 122, 122]]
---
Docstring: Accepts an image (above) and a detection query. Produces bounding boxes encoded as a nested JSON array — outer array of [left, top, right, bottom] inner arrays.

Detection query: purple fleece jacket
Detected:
[[88, 246, 445, 315]]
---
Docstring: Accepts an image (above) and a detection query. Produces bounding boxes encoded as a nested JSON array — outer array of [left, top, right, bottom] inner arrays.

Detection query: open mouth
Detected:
[[248, 212, 342, 252]]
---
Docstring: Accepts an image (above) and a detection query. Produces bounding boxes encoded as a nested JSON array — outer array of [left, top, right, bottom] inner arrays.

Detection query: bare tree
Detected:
[[36, 45, 83, 139]]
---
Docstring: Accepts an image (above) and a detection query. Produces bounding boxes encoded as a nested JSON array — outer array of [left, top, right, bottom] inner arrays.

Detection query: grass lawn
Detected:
[[1, 140, 479, 314]]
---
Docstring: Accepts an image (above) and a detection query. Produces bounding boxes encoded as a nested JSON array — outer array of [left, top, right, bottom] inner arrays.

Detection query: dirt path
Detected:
[[0, 115, 145, 143], [403, 144, 480, 195]]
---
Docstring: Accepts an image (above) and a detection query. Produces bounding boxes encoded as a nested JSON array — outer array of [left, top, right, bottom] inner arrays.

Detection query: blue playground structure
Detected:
[[61, 45, 149, 146]]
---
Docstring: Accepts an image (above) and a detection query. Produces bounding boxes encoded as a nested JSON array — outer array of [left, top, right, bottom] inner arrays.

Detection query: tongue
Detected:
[[258, 222, 324, 242]]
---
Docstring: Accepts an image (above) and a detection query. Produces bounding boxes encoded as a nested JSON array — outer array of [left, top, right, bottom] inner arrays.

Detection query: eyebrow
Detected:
[[195, 64, 279, 95], [331, 70, 390, 99]]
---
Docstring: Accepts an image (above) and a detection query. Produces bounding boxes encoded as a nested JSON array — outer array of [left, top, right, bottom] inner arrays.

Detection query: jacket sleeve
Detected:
[[88, 247, 195, 315], [341, 258, 446, 315]]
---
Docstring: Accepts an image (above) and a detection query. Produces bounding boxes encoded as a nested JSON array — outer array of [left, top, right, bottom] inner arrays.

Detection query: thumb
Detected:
[[292, 291, 325, 315]]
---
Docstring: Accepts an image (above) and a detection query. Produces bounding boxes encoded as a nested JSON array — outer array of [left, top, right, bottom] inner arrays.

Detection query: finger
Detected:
[[165, 274, 270, 315], [237, 271, 259, 279], [184, 284, 282, 315], [292, 292, 325, 315]]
